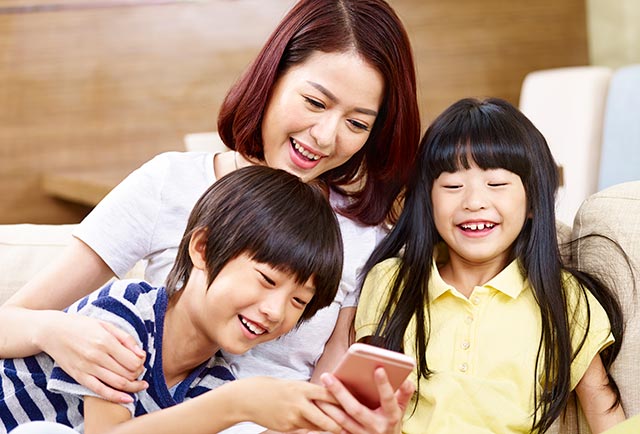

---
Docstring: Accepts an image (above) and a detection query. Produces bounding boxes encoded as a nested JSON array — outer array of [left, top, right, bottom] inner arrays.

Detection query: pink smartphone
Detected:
[[332, 343, 415, 409]]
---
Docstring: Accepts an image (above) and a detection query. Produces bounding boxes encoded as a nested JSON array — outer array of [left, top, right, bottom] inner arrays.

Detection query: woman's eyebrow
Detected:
[[307, 81, 378, 116]]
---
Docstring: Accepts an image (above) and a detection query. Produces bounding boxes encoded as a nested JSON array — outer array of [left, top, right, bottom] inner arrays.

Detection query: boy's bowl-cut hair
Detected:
[[166, 166, 343, 321]]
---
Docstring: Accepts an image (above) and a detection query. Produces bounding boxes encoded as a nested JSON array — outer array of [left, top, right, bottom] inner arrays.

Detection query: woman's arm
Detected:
[[85, 377, 342, 434], [0, 238, 147, 402], [310, 307, 355, 384], [575, 354, 626, 433]]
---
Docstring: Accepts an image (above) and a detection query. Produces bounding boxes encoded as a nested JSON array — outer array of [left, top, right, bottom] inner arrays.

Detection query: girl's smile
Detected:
[[432, 165, 528, 276]]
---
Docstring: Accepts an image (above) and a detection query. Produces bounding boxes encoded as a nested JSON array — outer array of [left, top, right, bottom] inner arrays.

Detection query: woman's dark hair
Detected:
[[217, 0, 420, 226], [165, 166, 343, 321], [363, 97, 623, 431]]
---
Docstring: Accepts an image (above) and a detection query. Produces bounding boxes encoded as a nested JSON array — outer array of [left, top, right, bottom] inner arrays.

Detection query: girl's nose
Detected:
[[463, 186, 488, 211], [309, 113, 340, 149]]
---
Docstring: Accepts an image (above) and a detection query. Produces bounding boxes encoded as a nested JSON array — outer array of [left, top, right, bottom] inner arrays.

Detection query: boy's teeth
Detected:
[[292, 139, 320, 160], [240, 317, 266, 335]]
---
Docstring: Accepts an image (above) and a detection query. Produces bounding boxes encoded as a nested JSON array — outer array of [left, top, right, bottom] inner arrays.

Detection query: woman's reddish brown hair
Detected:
[[218, 0, 420, 226]]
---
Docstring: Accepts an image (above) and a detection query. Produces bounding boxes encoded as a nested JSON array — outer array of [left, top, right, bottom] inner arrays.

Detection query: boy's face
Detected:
[[189, 253, 315, 355], [431, 164, 528, 272]]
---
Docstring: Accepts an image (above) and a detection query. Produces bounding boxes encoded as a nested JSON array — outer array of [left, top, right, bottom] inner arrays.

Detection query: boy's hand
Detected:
[[233, 377, 342, 433]]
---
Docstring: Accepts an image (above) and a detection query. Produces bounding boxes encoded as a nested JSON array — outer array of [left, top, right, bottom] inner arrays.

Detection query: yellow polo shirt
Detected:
[[355, 256, 613, 433]]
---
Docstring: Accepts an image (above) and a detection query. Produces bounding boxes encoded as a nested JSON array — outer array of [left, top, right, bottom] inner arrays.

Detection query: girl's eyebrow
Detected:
[[306, 81, 378, 116]]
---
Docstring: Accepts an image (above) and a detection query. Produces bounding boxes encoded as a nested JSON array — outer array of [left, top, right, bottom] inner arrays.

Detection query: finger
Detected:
[[100, 321, 147, 371], [374, 368, 400, 416], [79, 374, 134, 404], [395, 379, 416, 412], [87, 363, 149, 393], [315, 400, 361, 434], [320, 373, 363, 410], [81, 342, 142, 383], [303, 401, 345, 434]]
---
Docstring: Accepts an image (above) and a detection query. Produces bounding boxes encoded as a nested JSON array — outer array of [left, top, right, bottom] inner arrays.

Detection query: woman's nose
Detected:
[[309, 113, 340, 149]]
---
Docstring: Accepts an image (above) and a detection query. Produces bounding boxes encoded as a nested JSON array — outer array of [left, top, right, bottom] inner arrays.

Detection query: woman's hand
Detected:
[[318, 368, 415, 434], [38, 312, 148, 403]]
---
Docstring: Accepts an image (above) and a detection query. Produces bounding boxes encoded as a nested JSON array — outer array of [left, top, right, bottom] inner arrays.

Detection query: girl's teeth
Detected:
[[462, 223, 494, 231]]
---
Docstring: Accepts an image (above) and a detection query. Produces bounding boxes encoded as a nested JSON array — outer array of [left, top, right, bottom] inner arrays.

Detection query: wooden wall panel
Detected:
[[1, 0, 588, 223]]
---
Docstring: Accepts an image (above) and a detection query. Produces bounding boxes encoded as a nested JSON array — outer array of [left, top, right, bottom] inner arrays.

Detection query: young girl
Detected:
[[355, 98, 626, 433], [0, 4, 420, 424], [1, 166, 347, 434]]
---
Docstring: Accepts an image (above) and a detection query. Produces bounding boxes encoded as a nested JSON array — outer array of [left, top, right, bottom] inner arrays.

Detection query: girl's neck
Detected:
[[438, 255, 509, 298], [162, 293, 219, 387]]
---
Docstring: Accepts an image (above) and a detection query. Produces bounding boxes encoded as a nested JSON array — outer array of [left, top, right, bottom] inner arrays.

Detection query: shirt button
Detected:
[[461, 341, 470, 350], [459, 363, 468, 373], [465, 315, 474, 324], [472, 296, 481, 305]]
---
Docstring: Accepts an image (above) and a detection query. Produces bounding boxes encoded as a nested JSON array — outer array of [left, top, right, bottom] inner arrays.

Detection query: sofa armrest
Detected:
[[0, 224, 145, 305]]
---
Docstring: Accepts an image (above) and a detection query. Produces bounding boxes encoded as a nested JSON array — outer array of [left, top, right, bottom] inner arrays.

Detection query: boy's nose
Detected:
[[258, 293, 286, 325]]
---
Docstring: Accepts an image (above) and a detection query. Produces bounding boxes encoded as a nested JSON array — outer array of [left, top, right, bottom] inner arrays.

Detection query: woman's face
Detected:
[[261, 51, 384, 182]]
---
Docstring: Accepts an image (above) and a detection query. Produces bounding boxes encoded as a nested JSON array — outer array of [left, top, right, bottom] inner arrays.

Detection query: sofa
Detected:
[[1, 181, 638, 433]]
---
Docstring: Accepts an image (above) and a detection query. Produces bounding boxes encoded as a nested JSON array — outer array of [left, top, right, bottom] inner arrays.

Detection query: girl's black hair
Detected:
[[363, 97, 623, 431], [166, 165, 343, 322]]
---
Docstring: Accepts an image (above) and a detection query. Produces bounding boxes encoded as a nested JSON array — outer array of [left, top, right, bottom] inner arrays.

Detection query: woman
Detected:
[[0, 0, 420, 432]]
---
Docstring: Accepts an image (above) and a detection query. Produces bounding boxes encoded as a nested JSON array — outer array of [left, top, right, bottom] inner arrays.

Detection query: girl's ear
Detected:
[[188, 228, 208, 270]]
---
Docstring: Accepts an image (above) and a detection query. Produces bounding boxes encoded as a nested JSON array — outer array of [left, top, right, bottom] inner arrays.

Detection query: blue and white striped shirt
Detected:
[[0, 280, 235, 433]]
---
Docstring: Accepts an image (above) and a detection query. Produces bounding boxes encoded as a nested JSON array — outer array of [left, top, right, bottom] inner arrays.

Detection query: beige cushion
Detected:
[[0, 224, 76, 304], [558, 181, 640, 433], [572, 181, 640, 416], [0, 224, 145, 305]]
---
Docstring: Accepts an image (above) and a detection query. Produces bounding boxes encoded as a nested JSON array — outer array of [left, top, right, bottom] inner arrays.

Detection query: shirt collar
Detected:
[[429, 245, 527, 301]]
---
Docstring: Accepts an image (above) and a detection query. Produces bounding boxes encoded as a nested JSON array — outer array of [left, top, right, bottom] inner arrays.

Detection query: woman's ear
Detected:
[[188, 228, 208, 270]]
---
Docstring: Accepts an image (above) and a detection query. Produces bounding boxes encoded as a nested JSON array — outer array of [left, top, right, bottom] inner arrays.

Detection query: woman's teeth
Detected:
[[292, 139, 320, 161]]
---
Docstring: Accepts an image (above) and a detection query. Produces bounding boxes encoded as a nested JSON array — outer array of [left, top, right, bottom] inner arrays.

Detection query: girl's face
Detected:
[[431, 164, 528, 271], [189, 253, 315, 355], [261, 50, 384, 182]]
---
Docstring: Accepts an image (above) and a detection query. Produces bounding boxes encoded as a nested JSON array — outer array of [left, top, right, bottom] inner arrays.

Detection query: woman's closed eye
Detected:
[[303, 96, 325, 110], [347, 119, 370, 132]]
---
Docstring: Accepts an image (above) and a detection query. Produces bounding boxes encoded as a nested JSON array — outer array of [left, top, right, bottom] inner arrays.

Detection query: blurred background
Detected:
[[1, 0, 638, 224]]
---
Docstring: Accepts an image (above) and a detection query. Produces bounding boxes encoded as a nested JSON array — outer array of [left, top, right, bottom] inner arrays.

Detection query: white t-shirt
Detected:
[[75, 151, 386, 381]]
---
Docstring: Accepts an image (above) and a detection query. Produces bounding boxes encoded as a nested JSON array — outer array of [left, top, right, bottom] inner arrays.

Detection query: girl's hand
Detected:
[[231, 377, 342, 433], [39, 312, 148, 403], [318, 368, 415, 434]]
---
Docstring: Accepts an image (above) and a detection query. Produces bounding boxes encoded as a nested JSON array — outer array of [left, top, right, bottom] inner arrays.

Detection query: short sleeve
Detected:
[[354, 258, 400, 342], [73, 155, 169, 278], [565, 274, 615, 389], [46, 281, 158, 416]]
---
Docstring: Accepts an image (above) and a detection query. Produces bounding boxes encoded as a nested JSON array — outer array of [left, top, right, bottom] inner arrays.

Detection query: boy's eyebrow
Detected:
[[307, 81, 378, 116]]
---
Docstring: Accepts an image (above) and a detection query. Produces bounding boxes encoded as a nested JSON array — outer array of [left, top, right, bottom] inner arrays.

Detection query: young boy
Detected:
[[1, 166, 344, 434]]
